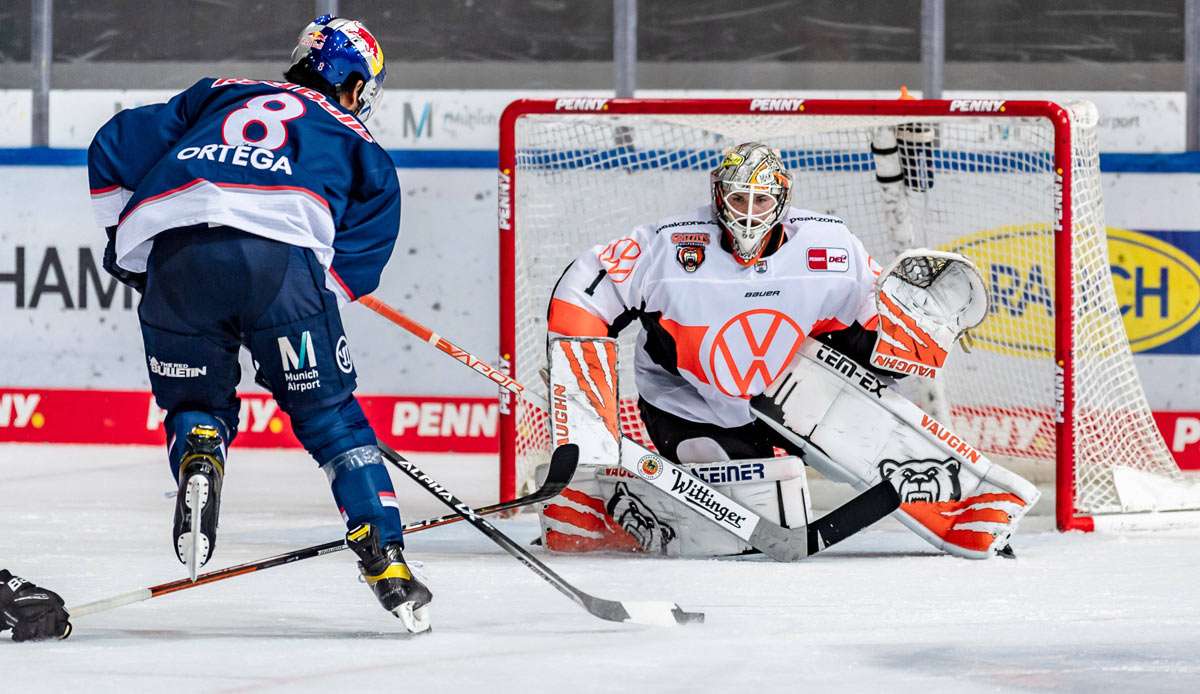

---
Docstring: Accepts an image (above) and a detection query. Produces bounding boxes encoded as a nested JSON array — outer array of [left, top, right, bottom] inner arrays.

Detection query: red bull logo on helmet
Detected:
[[346, 23, 384, 77], [300, 29, 325, 50]]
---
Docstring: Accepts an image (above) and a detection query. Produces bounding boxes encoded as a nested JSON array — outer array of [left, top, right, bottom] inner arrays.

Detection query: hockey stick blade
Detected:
[[68, 445, 581, 620], [806, 479, 901, 555], [401, 441, 579, 534], [379, 442, 704, 626]]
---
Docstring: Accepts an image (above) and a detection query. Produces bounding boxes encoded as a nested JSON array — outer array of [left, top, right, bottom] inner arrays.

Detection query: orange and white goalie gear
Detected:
[[589, 453, 811, 557], [546, 337, 620, 467], [538, 453, 811, 558], [752, 339, 1039, 559], [536, 335, 813, 556], [535, 463, 643, 553], [537, 336, 632, 552], [869, 250, 987, 379], [548, 205, 881, 430]]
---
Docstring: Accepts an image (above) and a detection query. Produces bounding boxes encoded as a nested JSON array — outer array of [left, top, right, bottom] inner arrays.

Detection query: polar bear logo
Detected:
[[606, 482, 677, 554], [878, 458, 962, 503]]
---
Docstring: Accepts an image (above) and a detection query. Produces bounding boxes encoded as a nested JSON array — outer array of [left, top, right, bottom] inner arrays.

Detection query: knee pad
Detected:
[[288, 395, 378, 463]]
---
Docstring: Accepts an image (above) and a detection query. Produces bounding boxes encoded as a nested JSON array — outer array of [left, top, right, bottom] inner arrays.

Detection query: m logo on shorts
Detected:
[[278, 331, 317, 372]]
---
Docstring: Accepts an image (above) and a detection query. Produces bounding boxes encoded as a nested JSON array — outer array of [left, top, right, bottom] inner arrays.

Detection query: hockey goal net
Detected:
[[498, 97, 1200, 531]]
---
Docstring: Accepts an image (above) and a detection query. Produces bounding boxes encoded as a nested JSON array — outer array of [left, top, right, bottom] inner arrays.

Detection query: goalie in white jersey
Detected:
[[541, 142, 1039, 559], [549, 143, 880, 462]]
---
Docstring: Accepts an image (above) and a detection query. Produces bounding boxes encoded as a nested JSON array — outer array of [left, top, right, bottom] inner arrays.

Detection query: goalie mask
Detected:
[[711, 143, 793, 265]]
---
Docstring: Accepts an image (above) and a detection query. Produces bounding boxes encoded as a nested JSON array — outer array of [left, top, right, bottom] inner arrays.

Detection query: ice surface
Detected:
[[2, 443, 1199, 693]]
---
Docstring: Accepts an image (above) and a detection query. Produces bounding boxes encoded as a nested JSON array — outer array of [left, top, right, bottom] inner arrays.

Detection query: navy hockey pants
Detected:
[[138, 226, 405, 544]]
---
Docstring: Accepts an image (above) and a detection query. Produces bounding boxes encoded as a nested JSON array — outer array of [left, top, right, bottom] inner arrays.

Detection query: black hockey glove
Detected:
[[103, 225, 147, 293], [0, 569, 72, 642]]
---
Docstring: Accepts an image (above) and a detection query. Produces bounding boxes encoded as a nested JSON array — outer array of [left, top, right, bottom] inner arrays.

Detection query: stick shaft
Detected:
[[67, 479, 561, 618], [377, 442, 695, 624], [359, 295, 535, 404]]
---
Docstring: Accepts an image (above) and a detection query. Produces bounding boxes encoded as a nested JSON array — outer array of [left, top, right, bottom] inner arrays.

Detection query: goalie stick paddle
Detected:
[[360, 295, 901, 561], [619, 438, 899, 561], [67, 444, 581, 620], [377, 441, 704, 627]]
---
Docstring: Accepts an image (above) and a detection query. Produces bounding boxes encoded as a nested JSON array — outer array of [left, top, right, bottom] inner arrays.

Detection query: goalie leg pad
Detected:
[[538, 451, 814, 558], [539, 336, 643, 552], [753, 339, 1039, 559], [535, 463, 642, 553]]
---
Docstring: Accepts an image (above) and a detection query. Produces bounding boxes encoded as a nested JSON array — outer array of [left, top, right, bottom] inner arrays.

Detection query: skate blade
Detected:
[[180, 476, 212, 581], [392, 602, 432, 634]]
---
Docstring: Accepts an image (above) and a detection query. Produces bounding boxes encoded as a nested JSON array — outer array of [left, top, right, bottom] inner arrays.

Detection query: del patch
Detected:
[[807, 247, 849, 272]]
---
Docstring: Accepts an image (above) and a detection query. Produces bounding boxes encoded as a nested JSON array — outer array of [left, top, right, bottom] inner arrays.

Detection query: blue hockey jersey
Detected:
[[87, 77, 400, 303]]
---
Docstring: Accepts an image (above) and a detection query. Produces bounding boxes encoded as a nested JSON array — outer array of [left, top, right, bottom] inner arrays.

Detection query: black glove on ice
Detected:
[[0, 569, 72, 642]]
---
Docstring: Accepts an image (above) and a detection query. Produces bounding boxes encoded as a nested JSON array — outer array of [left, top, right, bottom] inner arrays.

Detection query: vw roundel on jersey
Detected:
[[87, 77, 400, 304], [549, 205, 881, 428]]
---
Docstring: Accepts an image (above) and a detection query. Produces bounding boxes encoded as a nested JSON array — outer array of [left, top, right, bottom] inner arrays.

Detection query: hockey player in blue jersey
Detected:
[[82, 15, 432, 632]]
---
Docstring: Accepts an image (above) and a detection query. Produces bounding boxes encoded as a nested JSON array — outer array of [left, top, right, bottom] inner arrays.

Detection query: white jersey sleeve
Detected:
[[548, 223, 655, 337]]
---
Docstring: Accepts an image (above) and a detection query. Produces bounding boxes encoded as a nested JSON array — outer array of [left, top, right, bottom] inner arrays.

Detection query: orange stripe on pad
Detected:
[[543, 503, 610, 533], [943, 528, 999, 553], [559, 340, 621, 442], [545, 528, 641, 553], [559, 487, 610, 515]]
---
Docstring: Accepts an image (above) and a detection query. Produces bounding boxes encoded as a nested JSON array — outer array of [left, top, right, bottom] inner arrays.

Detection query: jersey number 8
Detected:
[[221, 93, 306, 151]]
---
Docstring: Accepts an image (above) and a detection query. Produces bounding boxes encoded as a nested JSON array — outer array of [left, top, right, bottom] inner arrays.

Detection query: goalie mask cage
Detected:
[[498, 97, 1200, 532]]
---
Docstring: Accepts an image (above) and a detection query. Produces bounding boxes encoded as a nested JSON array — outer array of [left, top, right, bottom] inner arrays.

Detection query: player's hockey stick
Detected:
[[67, 444, 581, 619], [377, 441, 704, 626], [359, 295, 901, 561]]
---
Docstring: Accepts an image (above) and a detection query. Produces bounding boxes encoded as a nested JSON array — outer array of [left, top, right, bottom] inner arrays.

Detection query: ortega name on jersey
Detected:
[[176, 143, 294, 175]]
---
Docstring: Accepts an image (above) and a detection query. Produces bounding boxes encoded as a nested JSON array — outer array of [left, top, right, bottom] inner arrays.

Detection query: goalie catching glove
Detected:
[[870, 249, 987, 379]]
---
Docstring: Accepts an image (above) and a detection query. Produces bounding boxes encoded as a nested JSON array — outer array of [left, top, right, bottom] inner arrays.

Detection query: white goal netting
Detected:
[[501, 99, 1199, 528]]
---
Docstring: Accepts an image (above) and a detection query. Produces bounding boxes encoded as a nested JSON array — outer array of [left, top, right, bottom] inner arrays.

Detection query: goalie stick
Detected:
[[359, 295, 901, 562], [68, 444, 581, 620], [377, 441, 704, 626]]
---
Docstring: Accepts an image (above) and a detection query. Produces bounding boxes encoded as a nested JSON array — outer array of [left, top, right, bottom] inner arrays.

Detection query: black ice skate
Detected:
[[172, 424, 225, 581], [346, 523, 432, 633]]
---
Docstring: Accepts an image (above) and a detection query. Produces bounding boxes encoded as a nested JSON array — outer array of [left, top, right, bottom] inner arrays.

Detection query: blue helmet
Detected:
[[289, 15, 387, 122]]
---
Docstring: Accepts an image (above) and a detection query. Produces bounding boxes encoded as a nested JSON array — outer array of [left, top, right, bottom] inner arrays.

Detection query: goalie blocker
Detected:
[[538, 337, 813, 558]]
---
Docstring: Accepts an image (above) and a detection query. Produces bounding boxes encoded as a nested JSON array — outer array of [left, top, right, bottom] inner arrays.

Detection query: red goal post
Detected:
[[497, 97, 1200, 532]]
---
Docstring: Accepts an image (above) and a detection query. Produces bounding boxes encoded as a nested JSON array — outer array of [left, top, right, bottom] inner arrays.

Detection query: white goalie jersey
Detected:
[[549, 205, 883, 429]]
